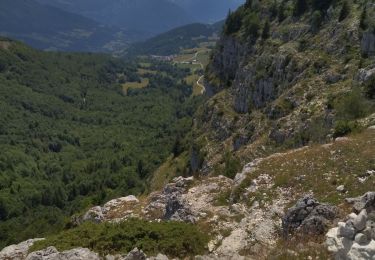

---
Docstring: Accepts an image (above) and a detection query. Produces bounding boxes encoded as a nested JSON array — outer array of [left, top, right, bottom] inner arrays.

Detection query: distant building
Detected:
[[150, 55, 176, 61]]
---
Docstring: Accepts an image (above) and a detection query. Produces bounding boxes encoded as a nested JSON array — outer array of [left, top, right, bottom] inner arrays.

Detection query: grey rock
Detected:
[[336, 185, 345, 193], [26, 247, 100, 260], [26, 247, 59, 260], [353, 209, 368, 231], [338, 222, 356, 240], [357, 65, 375, 84], [82, 206, 104, 223], [361, 31, 375, 56], [209, 36, 247, 93], [325, 72, 342, 84], [346, 192, 375, 213], [363, 227, 375, 241], [148, 253, 169, 260], [282, 195, 337, 237], [0, 238, 45, 260], [144, 177, 196, 223], [347, 240, 375, 260], [123, 248, 146, 260], [348, 213, 358, 220], [326, 192, 375, 259], [354, 233, 368, 245]]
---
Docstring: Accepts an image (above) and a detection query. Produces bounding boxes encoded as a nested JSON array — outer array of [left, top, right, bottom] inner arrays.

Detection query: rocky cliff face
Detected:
[[192, 0, 375, 176]]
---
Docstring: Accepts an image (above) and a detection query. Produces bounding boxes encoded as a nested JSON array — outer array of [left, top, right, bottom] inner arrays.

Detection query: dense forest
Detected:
[[0, 37, 200, 248]]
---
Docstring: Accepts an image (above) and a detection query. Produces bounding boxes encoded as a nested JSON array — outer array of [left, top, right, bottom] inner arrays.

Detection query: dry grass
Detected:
[[122, 78, 149, 94], [148, 153, 189, 192], [233, 128, 375, 208]]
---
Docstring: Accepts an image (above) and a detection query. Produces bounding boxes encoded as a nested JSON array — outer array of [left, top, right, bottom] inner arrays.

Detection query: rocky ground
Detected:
[[1, 127, 374, 259]]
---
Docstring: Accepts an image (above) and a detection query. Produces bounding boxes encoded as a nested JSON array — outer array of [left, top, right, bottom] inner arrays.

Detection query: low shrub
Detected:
[[30, 219, 210, 258], [333, 120, 356, 138]]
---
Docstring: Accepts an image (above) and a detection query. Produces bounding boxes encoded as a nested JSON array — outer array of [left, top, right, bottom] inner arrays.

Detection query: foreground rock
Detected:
[[26, 247, 100, 260], [143, 176, 196, 222], [0, 238, 44, 260], [78, 195, 140, 224], [326, 192, 375, 259], [282, 195, 337, 237]]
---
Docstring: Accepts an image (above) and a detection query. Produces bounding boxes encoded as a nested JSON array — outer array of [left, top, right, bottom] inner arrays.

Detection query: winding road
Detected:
[[179, 50, 206, 94]]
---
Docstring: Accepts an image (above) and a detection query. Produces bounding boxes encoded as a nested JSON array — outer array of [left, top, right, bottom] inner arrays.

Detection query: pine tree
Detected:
[[359, 7, 368, 30], [245, 0, 252, 9], [338, 0, 350, 22], [172, 136, 182, 157], [313, 0, 333, 12], [278, 1, 286, 23], [270, 0, 278, 19], [293, 0, 308, 17], [262, 19, 271, 40]]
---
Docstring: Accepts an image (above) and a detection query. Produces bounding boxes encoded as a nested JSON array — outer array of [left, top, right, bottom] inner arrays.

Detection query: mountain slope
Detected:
[[36, 0, 194, 35], [127, 22, 222, 56], [0, 0, 130, 52], [170, 0, 244, 23], [194, 0, 375, 175]]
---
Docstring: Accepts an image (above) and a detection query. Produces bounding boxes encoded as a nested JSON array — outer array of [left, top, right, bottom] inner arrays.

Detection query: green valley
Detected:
[[0, 37, 201, 248]]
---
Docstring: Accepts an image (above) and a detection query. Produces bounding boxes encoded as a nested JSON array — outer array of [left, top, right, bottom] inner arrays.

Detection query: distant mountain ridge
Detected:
[[127, 21, 224, 56], [0, 0, 244, 52], [36, 0, 245, 35], [0, 0, 133, 52], [36, 0, 194, 35], [169, 0, 244, 23]]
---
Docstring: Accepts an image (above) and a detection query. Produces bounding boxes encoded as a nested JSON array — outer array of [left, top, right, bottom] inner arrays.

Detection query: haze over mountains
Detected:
[[36, 0, 243, 31], [0, 0, 244, 52]]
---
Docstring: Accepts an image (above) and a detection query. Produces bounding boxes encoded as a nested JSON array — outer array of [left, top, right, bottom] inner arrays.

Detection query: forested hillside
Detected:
[[127, 22, 222, 56], [0, 37, 199, 248]]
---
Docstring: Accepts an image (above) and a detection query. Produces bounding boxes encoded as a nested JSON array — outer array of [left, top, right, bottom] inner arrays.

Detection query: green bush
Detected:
[[223, 150, 241, 179], [30, 219, 210, 258], [311, 10, 323, 32], [333, 120, 354, 138], [335, 90, 370, 120], [244, 12, 261, 40]]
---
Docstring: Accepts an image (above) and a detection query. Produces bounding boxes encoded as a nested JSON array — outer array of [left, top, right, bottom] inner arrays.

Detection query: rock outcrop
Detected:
[[361, 31, 375, 56], [24, 247, 166, 260], [144, 176, 196, 222], [79, 195, 140, 224], [122, 248, 147, 260], [326, 192, 375, 259], [282, 196, 337, 237], [25, 247, 100, 260], [0, 238, 44, 260]]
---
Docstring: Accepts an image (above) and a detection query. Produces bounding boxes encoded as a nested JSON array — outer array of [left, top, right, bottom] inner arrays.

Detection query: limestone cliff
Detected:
[[193, 0, 375, 176]]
